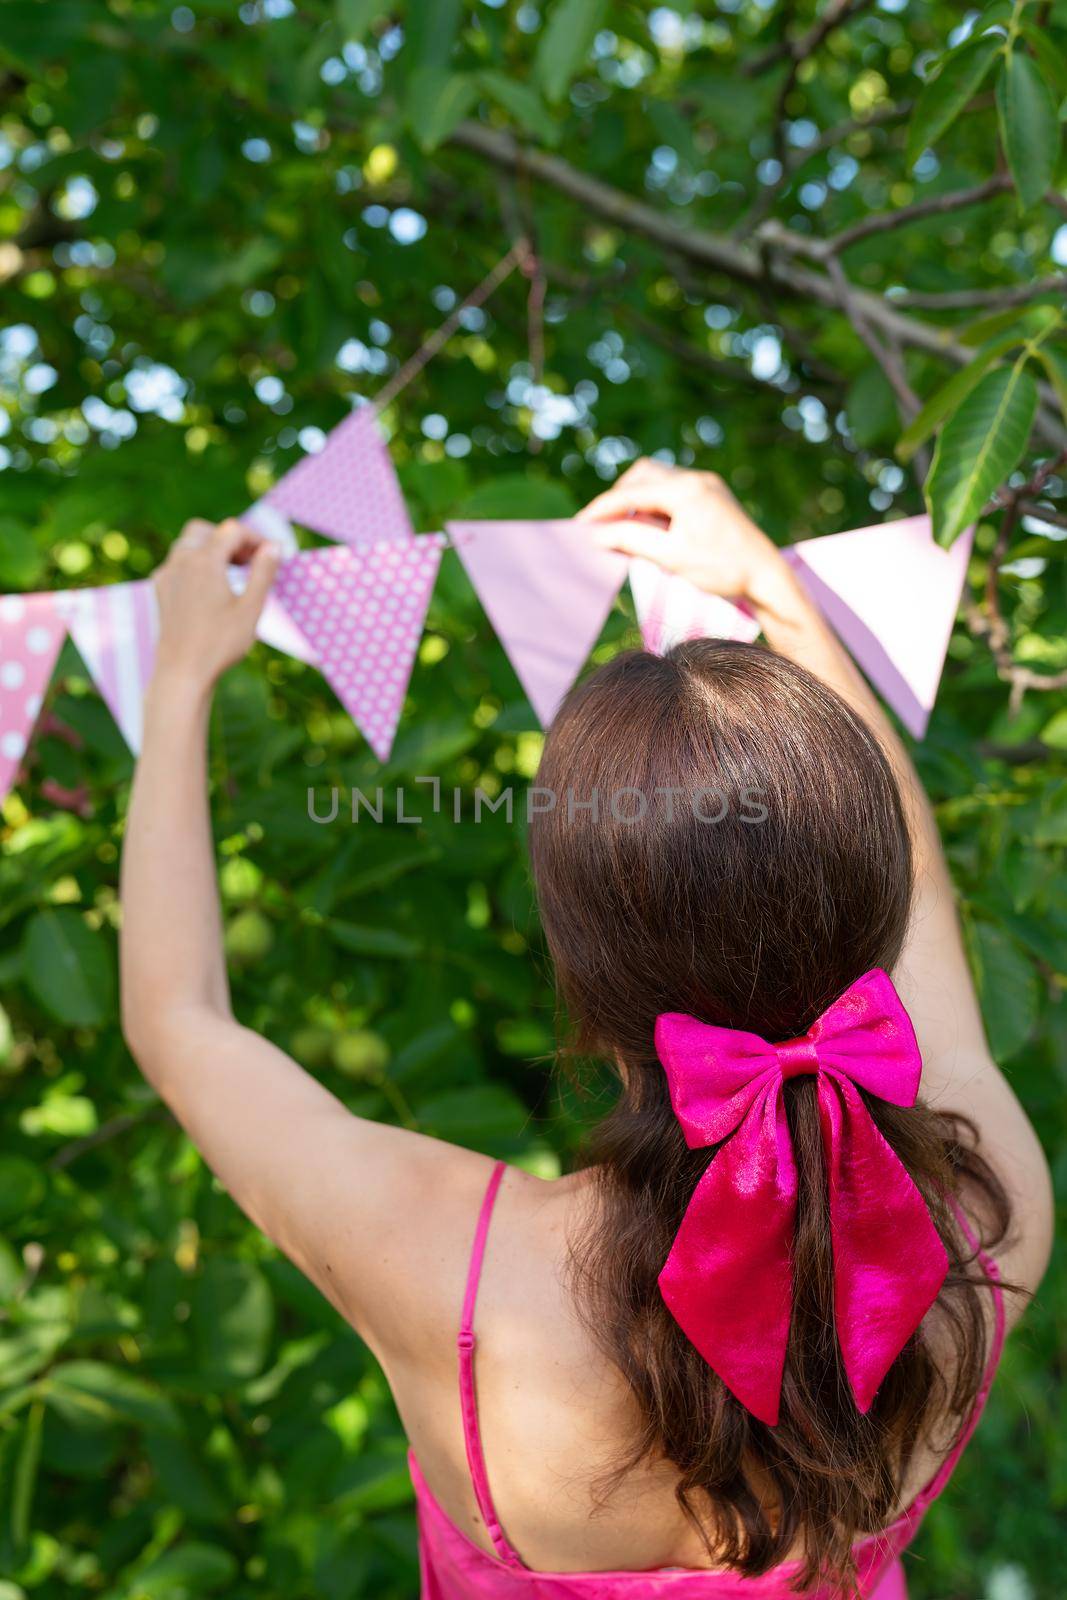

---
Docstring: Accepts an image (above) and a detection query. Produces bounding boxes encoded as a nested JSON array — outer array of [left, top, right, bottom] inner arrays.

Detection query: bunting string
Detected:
[[0, 253, 974, 804], [370, 238, 535, 419], [0, 509, 972, 807]]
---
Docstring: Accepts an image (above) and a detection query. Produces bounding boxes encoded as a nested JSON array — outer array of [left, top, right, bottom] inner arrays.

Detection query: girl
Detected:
[[121, 460, 1053, 1597]]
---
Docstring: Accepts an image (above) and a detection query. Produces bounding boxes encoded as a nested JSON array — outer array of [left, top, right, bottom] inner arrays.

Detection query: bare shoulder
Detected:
[[344, 1136, 572, 1366], [939, 1050, 1054, 1322]]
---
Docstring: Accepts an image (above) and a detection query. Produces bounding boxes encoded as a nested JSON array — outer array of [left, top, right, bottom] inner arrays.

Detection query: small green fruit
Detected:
[[224, 909, 274, 965], [290, 1026, 334, 1068], [332, 1030, 390, 1081]]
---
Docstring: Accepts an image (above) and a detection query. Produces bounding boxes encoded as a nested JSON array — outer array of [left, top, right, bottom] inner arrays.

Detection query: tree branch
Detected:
[[451, 124, 960, 354], [741, 0, 877, 77], [736, 100, 913, 237], [545, 260, 841, 395], [969, 450, 1067, 709], [448, 121, 1067, 450], [826, 174, 1014, 254], [890, 274, 1066, 311]]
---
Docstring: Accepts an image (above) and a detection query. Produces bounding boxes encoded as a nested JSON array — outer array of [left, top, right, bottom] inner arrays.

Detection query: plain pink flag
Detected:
[[266, 408, 413, 548], [272, 537, 444, 761], [0, 592, 68, 800], [784, 514, 974, 739], [449, 519, 628, 727]]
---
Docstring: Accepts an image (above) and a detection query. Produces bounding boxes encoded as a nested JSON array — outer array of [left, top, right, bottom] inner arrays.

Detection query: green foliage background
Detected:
[[0, 2, 1066, 1596]]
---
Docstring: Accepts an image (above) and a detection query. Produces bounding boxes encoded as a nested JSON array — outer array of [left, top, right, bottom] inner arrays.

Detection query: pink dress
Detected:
[[410, 1162, 1005, 1600]]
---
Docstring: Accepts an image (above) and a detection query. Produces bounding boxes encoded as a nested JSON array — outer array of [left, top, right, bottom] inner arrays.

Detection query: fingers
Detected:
[[174, 518, 277, 567], [176, 519, 214, 550], [577, 483, 682, 525], [238, 537, 281, 614], [577, 458, 720, 526], [589, 520, 681, 568], [214, 517, 269, 566]]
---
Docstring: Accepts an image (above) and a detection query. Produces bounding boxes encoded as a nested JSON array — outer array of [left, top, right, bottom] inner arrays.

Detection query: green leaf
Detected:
[[42, 1362, 181, 1436], [957, 304, 1059, 347], [10, 1401, 43, 1549], [1019, 22, 1067, 99], [0, 1237, 22, 1302], [128, 1542, 238, 1596], [1040, 706, 1067, 748], [907, 31, 1003, 167], [534, 0, 607, 104], [21, 909, 115, 1028], [0, 521, 44, 588], [0, 1155, 46, 1227], [19, 1092, 97, 1140], [407, 67, 478, 152], [996, 49, 1061, 210], [845, 364, 899, 448], [965, 917, 1041, 1061], [897, 335, 1022, 461], [190, 1261, 273, 1382], [406, 0, 462, 71], [145, 1434, 231, 1524], [477, 70, 559, 145], [416, 1084, 530, 1145], [1034, 344, 1067, 416], [925, 363, 1039, 545], [452, 473, 577, 520], [334, 0, 385, 41], [326, 921, 423, 959]]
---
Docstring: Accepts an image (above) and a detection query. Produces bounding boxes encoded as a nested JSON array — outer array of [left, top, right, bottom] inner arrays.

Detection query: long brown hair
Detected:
[[527, 640, 1010, 1593]]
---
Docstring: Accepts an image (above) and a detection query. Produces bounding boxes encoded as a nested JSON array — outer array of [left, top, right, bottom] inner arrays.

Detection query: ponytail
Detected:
[[529, 640, 1012, 1591]]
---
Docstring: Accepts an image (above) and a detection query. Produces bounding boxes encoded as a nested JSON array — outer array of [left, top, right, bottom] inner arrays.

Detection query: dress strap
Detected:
[[457, 1160, 524, 1568]]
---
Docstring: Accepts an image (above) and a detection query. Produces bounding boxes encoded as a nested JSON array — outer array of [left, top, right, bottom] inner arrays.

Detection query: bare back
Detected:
[[376, 1155, 1014, 1576]]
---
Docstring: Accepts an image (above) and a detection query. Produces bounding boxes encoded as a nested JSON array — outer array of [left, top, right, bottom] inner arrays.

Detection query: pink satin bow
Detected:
[[654, 968, 949, 1426]]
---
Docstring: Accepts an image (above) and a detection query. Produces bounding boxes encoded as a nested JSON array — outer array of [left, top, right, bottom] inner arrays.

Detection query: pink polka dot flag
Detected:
[[265, 408, 414, 548], [273, 537, 445, 761], [0, 592, 68, 800]]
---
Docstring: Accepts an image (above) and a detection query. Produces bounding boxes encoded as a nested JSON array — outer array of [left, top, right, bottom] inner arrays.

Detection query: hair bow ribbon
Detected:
[[654, 968, 949, 1426]]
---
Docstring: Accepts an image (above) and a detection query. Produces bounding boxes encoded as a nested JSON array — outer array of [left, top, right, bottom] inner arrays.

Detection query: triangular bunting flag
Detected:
[[243, 500, 299, 556], [784, 515, 974, 739], [265, 408, 413, 548], [0, 592, 68, 800], [224, 557, 318, 666], [272, 538, 444, 761], [629, 557, 761, 654], [60, 581, 159, 753], [256, 595, 318, 665], [448, 520, 628, 727]]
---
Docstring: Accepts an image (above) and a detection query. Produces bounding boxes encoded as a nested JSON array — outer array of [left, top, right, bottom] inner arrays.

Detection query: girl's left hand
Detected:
[[153, 519, 281, 688]]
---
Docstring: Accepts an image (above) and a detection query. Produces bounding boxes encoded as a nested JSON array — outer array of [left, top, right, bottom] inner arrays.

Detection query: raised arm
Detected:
[[120, 521, 493, 1362], [581, 460, 1053, 1299]]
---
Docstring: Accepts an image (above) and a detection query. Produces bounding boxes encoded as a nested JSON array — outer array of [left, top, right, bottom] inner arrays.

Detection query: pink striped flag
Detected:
[[630, 515, 972, 739], [266, 408, 413, 548], [272, 537, 445, 761], [60, 581, 159, 753], [629, 557, 760, 654], [0, 592, 68, 800], [449, 519, 628, 727]]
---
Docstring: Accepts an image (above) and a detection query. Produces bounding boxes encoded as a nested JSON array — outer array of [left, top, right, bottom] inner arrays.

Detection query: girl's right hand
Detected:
[[576, 458, 785, 607]]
